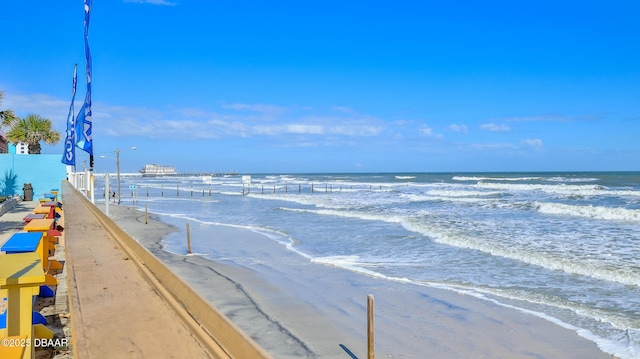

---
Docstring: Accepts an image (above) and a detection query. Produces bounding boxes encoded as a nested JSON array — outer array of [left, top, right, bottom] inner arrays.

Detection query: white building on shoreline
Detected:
[[139, 164, 177, 176]]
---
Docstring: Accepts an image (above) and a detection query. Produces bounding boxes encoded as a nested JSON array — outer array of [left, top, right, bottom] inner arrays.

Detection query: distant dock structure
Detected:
[[140, 164, 178, 176], [200, 171, 240, 177]]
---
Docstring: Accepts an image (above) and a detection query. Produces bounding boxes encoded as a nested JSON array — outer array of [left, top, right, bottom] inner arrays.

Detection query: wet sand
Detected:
[[103, 203, 613, 358]]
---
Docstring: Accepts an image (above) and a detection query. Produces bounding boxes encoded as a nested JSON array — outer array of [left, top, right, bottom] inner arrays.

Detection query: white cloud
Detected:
[[480, 123, 510, 132], [330, 124, 382, 136], [93, 101, 385, 141], [449, 124, 468, 133], [285, 124, 325, 135], [522, 138, 543, 148], [419, 125, 443, 139], [3, 92, 70, 130], [419, 126, 434, 136], [251, 122, 382, 137], [4, 92, 386, 150]]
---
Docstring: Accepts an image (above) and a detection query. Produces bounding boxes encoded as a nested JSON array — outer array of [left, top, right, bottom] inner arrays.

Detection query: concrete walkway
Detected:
[[60, 185, 214, 358], [0, 198, 40, 244]]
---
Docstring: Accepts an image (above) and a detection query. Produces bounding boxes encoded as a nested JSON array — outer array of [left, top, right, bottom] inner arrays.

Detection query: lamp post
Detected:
[[100, 146, 135, 206], [105, 173, 110, 216], [116, 148, 121, 204]]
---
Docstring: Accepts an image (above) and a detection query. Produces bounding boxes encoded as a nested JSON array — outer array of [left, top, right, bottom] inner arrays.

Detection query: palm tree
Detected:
[[0, 91, 17, 126], [5, 114, 61, 154], [0, 91, 17, 153]]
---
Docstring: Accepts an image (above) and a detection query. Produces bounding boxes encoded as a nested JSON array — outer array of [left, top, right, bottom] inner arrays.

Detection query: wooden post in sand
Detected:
[[145, 205, 148, 224], [186, 223, 192, 254], [368, 294, 375, 359]]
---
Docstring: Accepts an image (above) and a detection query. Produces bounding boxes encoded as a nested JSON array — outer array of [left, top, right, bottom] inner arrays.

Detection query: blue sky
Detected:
[[1, 1, 639, 174]]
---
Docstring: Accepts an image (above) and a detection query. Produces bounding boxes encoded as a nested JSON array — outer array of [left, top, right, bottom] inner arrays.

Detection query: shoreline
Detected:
[[103, 202, 613, 358]]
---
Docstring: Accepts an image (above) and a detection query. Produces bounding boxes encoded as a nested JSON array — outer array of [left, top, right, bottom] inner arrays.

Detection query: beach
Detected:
[[102, 201, 612, 358]]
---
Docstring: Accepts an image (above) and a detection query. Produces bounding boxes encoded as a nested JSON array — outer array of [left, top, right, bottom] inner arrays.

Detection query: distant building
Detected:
[[0, 133, 7, 153], [139, 164, 177, 176], [0, 130, 29, 154], [15, 142, 29, 154], [4, 142, 30, 154]]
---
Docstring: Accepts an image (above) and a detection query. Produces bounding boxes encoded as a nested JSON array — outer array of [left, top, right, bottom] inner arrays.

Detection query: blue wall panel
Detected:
[[0, 154, 66, 198]]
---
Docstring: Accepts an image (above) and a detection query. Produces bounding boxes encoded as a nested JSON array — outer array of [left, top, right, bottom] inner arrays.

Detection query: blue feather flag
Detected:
[[61, 64, 78, 165], [75, 0, 93, 156]]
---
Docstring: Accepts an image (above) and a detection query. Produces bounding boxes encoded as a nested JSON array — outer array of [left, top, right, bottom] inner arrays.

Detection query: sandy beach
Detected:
[[100, 202, 612, 359]]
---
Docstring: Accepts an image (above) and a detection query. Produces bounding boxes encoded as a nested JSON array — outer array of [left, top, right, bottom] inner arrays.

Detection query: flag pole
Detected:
[[73, 64, 77, 173]]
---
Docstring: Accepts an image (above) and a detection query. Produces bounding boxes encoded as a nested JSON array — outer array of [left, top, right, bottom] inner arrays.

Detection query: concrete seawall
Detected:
[[0, 196, 21, 217], [61, 181, 271, 358]]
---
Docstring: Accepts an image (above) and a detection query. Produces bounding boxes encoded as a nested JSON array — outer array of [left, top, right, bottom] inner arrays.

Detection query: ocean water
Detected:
[[97, 172, 640, 358]]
